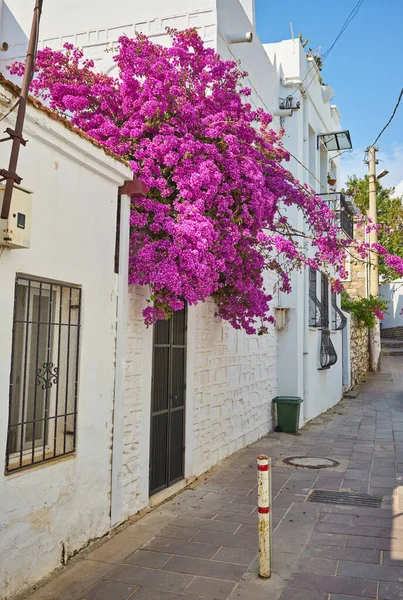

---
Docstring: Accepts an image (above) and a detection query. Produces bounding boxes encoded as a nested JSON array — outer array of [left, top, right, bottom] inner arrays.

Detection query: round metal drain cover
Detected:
[[283, 456, 339, 469]]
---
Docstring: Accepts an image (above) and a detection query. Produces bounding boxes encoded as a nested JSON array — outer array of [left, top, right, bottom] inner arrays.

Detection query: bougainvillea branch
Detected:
[[9, 29, 403, 333]]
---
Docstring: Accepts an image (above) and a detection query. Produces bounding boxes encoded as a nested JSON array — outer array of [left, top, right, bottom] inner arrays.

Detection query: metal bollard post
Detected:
[[257, 455, 272, 578]]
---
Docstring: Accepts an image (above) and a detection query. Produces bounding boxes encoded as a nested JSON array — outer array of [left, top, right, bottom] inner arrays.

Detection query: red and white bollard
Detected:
[[257, 455, 272, 578]]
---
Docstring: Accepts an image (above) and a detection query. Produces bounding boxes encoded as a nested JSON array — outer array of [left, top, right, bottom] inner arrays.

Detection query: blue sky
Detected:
[[255, 0, 403, 193]]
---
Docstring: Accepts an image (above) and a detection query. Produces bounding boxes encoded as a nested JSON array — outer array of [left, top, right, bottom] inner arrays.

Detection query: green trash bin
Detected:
[[273, 396, 303, 433]]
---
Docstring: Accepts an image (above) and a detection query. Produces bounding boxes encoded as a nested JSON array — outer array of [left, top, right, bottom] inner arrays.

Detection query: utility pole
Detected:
[[0, 0, 43, 219], [366, 145, 381, 371]]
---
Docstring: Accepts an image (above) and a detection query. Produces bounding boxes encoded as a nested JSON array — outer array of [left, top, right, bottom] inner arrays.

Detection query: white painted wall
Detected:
[[0, 84, 132, 599], [115, 0, 279, 509], [380, 280, 403, 329], [264, 39, 345, 421]]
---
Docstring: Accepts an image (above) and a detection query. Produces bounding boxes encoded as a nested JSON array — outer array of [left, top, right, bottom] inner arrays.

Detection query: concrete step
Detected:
[[382, 349, 403, 356], [381, 341, 403, 348]]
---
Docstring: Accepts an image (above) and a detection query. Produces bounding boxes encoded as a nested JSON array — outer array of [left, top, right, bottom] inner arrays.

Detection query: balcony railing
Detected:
[[317, 192, 355, 239]]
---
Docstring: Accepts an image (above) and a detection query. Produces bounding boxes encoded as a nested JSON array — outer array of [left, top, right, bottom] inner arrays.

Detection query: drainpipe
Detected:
[[282, 78, 306, 96], [272, 109, 293, 118], [227, 32, 253, 44], [110, 179, 147, 527], [301, 93, 309, 423]]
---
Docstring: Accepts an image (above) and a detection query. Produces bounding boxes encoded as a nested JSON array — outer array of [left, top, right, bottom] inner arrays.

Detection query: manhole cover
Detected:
[[308, 489, 382, 508], [283, 456, 339, 469]]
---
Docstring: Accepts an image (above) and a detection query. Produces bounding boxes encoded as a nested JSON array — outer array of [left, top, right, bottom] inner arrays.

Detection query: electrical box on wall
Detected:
[[0, 186, 32, 249]]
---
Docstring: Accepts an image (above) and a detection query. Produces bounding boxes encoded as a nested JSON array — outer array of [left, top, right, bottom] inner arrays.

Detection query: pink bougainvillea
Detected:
[[9, 29, 403, 332]]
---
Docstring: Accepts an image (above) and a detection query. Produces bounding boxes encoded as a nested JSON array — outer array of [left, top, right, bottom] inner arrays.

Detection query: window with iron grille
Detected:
[[331, 291, 347, 331], [309, 268, 319, 327], [6, 275, 81, 473], [321, 273, 329, 329]]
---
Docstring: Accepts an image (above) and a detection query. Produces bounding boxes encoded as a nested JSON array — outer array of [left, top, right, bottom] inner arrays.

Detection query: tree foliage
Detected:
[[343, 174, 403, 282]]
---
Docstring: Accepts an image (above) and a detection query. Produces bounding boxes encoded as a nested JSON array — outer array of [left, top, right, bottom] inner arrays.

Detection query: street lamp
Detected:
[[377, 169, 389, 180]]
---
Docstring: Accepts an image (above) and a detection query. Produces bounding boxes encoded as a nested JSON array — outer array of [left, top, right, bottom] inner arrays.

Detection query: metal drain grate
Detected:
[[308, 490, 382, 508]]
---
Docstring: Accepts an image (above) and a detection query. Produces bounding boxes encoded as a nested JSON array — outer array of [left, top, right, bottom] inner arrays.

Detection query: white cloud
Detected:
[[340, 144, 403, 194]]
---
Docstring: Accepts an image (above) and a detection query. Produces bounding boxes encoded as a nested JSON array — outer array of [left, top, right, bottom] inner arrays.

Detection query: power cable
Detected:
[[289, 0, 366, 99], [371, 88, 403, 147], [0, 99, 20, 122], [322, 0, 365, 60]]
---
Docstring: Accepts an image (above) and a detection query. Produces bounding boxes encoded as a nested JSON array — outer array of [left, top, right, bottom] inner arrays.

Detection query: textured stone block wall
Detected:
[[381, 326, 403, 340], [350, 315, 369, 386], [191, 299, 277, 477]]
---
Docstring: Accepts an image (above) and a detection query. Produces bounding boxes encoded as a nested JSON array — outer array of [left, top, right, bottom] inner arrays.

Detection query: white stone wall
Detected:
[[191, 299, 277, 477], [122, 286, 153, 520], [0, 1, 218, 75], [0, 85, 132, 600]]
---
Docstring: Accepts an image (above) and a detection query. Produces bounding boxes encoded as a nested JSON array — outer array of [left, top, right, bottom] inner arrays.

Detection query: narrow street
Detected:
[[18, 355, 403, 600]]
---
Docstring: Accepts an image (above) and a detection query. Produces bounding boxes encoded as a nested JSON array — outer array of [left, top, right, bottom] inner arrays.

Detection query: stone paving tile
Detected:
[[307, 532, 347, 546], [162, 556, 247, 581], [212, 511, 259, 525], [294, 556, 338, 575], [313, 477, 343, 490], [314, 522, 386, 538], [191, 529, 257, 551], [330, 596, 374, 600], [352, 515, 392, 527], [104, 565, 193, 593], [378, 581, 403, 600], [319, 513, 354, 525], [85, 529, 155, 564], [337, 561, 403, 582], [233, 523, 258, 538], [287, 573, 377, 598], [383, 551, 403, 566], [341, 480, 370, 494], [78, 580, 138, 600], [346, 536, 400, 551], [173, 516, 240, 534], [132, 589, 200, 600], [228, 581, 282, 600], [369, 486, 396, 496], [213, 546, 256, 566], [22, 560, 115, 600], [183, 508, 220, 519], [302, 545, 381, 564], [184, 576, 236, 599], [280, 588, 328, 600], [124, 550, 172, 568], [142, 536, 220, 559]]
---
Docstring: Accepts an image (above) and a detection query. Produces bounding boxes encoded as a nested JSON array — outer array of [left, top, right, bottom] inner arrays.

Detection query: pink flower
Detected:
[[11, 30, 403, 332]]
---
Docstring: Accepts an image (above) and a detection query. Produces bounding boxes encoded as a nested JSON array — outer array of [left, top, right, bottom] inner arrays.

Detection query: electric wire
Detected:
[[289, 0, 366, 99], [371, 88, 403, 147], [0, 99, 20, 122]]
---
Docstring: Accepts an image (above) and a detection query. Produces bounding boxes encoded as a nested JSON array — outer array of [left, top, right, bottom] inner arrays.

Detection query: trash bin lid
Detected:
[[272, 396, 303, 404]]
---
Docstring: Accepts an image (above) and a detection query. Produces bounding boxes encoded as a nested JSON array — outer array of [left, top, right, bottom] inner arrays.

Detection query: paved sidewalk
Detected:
[[19, 356, 403, 600]]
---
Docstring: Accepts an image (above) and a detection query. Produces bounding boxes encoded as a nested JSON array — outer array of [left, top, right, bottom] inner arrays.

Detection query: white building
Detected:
[[0, 76, 133, 598], [263, 40, 352, 421], [0, 1, 352, 596], [380, 279, 403, 337]]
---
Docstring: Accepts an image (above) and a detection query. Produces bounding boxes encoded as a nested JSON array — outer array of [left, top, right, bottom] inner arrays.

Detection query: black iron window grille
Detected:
[[320, 330, 338, 369], [321, 273, 329, 329], [6, 275, 81, 473], [331, 291, 347, 331], [317, 192, 354, 240], [309, 268, 322, 327]]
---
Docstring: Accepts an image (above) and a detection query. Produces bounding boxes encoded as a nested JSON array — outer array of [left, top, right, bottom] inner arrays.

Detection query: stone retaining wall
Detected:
[[381, 326, 403, 340], [350, 315, 369, 386]]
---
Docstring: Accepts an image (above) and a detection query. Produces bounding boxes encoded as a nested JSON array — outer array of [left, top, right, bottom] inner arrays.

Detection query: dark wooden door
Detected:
[[149, 308, 186, 495]]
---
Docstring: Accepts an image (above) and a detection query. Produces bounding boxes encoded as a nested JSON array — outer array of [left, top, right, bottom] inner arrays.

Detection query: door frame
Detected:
[[149, 306, 187, 496]]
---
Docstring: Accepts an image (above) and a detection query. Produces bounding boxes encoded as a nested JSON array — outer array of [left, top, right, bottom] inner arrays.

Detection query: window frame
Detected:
[[5, 274, 82, 474]]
